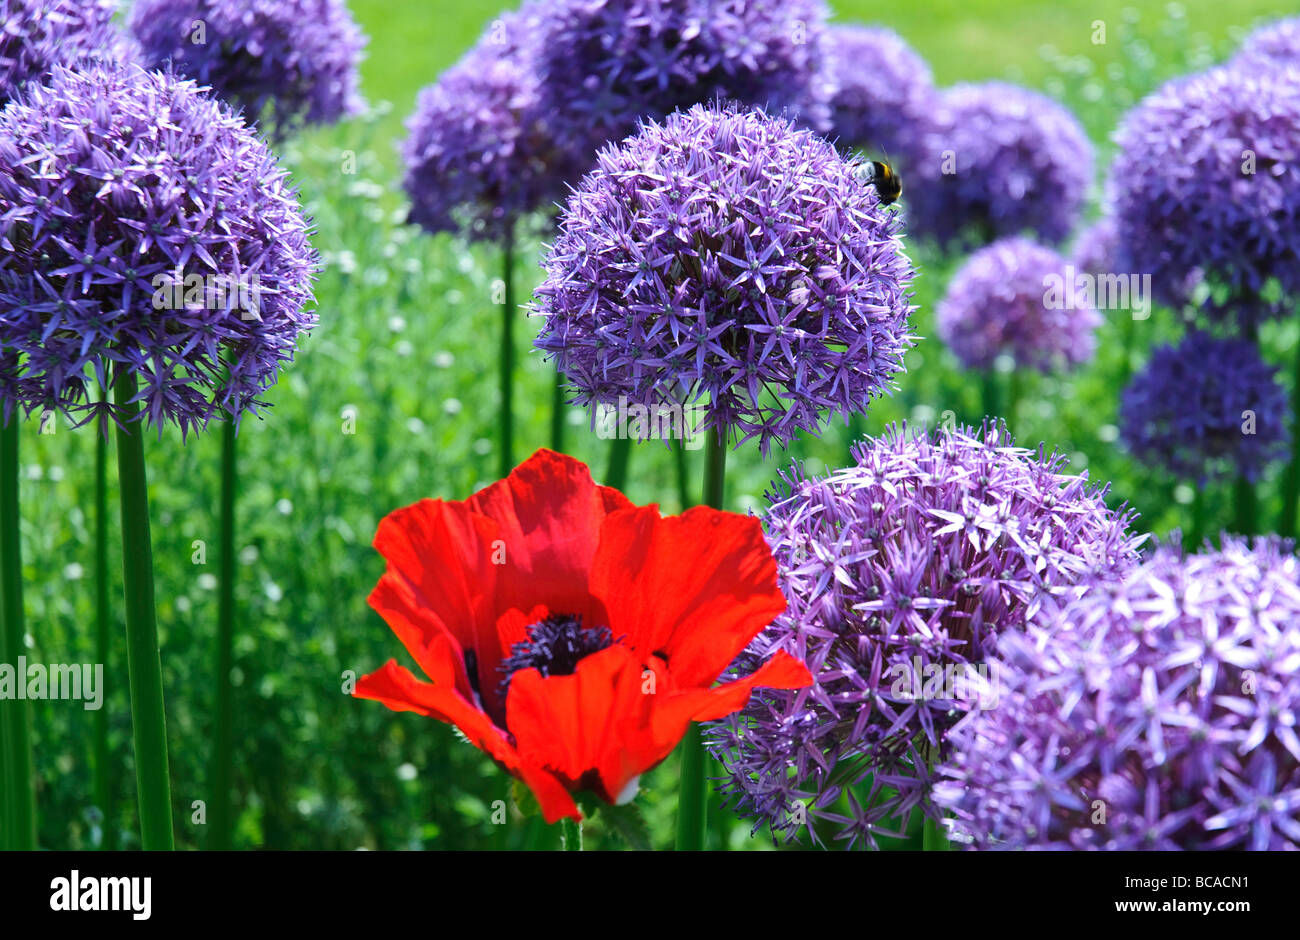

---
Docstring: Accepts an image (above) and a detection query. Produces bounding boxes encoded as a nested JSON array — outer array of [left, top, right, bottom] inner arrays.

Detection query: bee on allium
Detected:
[[853, 156, 902, 205]]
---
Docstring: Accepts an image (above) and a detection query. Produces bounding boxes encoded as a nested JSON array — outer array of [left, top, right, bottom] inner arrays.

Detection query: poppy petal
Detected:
[[371, 498, 506, 712], [354, 659, 579, 823], [516, 764, 582, 824], [613, 651, 812, 790], [589, 505, 788, 687], [664, 650, 814, 724], [368, 573, 476, 703], [353, 658, 511, 760], [506, 644, 647, 801], [507, 647, 812, 809], [467, 449, 631, 619]]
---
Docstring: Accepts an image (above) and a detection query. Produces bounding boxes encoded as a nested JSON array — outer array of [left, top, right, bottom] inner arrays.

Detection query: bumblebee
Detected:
[[855, 158, 902, 206]]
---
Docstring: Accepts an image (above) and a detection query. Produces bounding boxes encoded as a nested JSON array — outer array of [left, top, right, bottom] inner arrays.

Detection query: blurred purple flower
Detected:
[[533, 102, 916, 454], [906, 82, 1092, 249], [0, 0, 126, 104], [708, 420, 1143, 847], [533, 0, 834, 163], [937, 537, 1300, 851], [1110, 63, 1300, 329], [1235, 17, 1300, 68], [937, 236, 1101, 373], [824, 25, 933, 164], [130, 0, 366, 137], [0, 63, 318, 435], [1071, 215, 1118, 278], [1119, 330, 1290, 484], [403, 7, 584, 242]]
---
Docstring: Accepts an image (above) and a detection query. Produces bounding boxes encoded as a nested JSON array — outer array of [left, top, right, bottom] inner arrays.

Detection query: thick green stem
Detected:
[[113, 366, 175, 851], [94, 420, 114, 849], [674, 723, 707, 851], [1187, 484, 1205, 553], [923, 815, 951, 851], [560, 817, 582, 851], [522, 814, 551, 850], [1119, 311, 1137, 389], [0, 661, 8, 847], [1233, 475, 1257, 538], [499, 232, 515, 479], [1231, 322, 1261, 540], [1279, 332, 1300, 538], [209, 417, 236, 849], [1, 416, 36, 849], [605, 434, 632, 492], [980, 369, 999, 423], [1005, 370, 1020, 435], [550, 369, 566, 453], [673, 443, 690, 511], [702, 429, 726, 510], [848, 413, 864, 463], [675, 431, 727, 852]]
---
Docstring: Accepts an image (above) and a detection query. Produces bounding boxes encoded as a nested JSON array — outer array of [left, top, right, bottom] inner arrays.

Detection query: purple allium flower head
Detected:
[[533, 0, 834, 163], [1235, 17, 1300, 68], [907, 82, 1092, 249], [0, 62, 318, 434], [1, 0, 126, 104], [1110, 63, 1300, 329], [824, 25, 933, 165], [1119, 330, 1289, 484], [936, 537, 1300, 850], [937, 237, 1101, 373], [129, 0, 366, 137], [402, 7, 584, 242], [533, 102, 916, 454], [708, 421, 1144, 846]]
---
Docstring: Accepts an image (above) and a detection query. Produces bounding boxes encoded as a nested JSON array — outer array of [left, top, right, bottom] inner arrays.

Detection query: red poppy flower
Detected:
[[354, 448, 811, 822]]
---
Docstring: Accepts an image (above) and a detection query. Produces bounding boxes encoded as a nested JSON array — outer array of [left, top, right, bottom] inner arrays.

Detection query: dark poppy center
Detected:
[[498, 614, 617, 695]]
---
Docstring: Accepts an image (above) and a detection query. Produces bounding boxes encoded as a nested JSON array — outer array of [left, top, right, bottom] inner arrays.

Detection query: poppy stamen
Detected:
[[498, 614, 617, 695]]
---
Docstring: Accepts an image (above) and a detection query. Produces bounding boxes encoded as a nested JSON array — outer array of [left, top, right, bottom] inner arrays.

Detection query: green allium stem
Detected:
[[113, 365, 175, 851], [550, 369, 566, 453], [980, 369, 999, 423], [1119, 310, 1137, 389], [923, 815, 952, 851], [1233, 474, 1257, 538], [499, 230, 516, 479], [674, 723, 708, 852], [605, 435, 632, 492], [1005, 369, 1020, 435], [675, 430, 728, 852], [94, 415, 115, 849], [209, 417, 237, 849], [1187, 483, 1206, 553], [848, 412, 864, 464], [703, 428, 726, 510], [1, 416, 36, 850], [673, 443, 691, 511], [1279, 330, 1300, 538]]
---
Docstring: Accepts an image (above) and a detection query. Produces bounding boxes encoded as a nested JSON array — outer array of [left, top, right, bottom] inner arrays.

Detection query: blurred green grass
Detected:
[[16, 0, 1300, 852], [349, 0, 1294, 160]]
